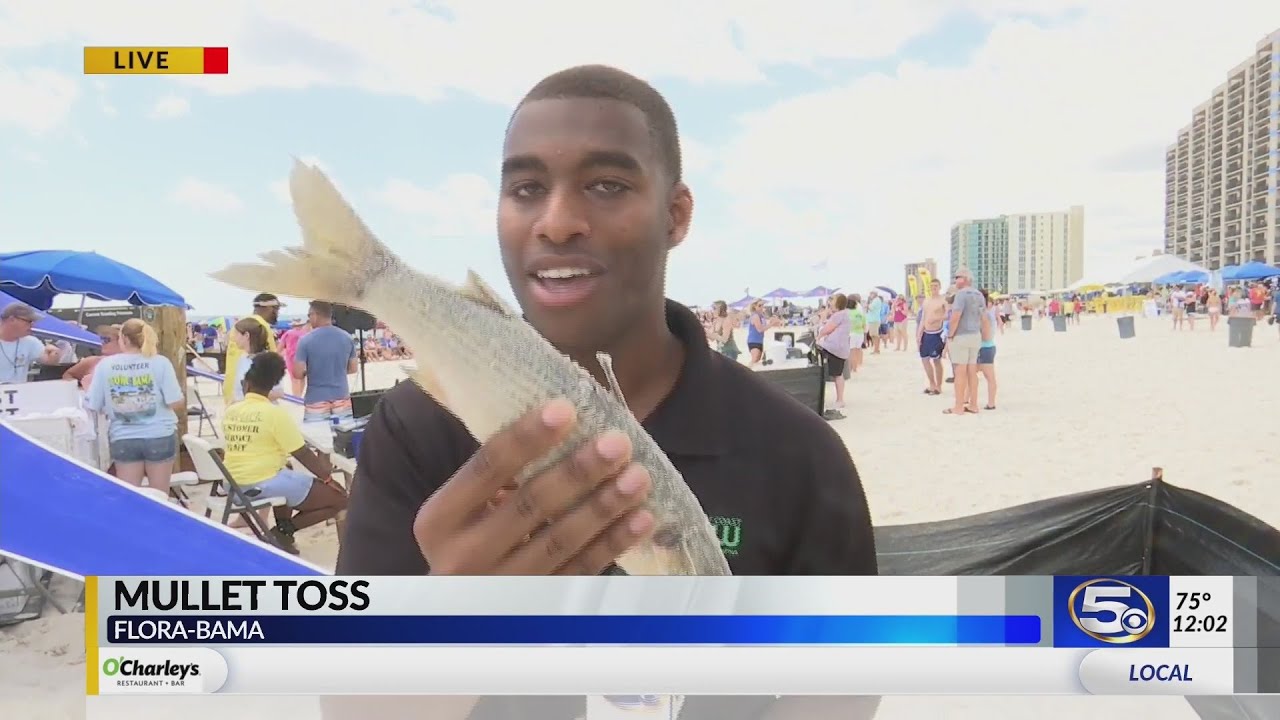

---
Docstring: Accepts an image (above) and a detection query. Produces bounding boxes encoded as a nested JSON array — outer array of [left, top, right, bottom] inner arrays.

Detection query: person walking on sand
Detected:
[[1206, 288, 1223, 331], [977, 289, 999, 411], [745, 299, 779, 366], [816, 293, 851, 411], [866, 291, 885, 355], [1170, 286, 1188, 330], [944, 268, 990, 416], [916, 279, 946, 395], [708, 300, 740, 361], [891, 296, 909, 351]]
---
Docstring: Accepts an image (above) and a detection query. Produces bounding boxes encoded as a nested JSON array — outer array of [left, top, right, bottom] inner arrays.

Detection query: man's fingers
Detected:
[[553, 510, 656, 576], [484, 431, 633, 548], [417, 399, 576, 537], [497, 464, 652, 575]]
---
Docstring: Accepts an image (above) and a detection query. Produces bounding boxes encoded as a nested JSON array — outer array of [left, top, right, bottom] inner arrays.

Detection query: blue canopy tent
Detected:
[[728, 295, 756, 310], [1221, 261, 1280, 281], [799, 285, 839, 298], [761, 288, 798, 300], [1153, 269, 1208, 285], [0, 250, 187, 310], [874, 285, 899, 298], [0, 290, 101, 346]]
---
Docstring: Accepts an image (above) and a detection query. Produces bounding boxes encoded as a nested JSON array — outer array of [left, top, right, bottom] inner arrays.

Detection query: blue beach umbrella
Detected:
[[0, 250, 187, 310]]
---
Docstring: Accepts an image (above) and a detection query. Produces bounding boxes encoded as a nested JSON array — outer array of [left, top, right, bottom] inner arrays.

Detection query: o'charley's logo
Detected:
[[709, 516, 742, 556]]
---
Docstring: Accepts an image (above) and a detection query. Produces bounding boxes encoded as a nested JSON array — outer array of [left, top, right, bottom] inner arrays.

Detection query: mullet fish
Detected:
[[210, 160, 731, 577]]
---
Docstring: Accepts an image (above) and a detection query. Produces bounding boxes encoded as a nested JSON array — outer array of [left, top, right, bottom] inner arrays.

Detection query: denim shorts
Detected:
[[977, 345, 997, 365], [109, 435, 178, 464], [242, 468, 314, 508]]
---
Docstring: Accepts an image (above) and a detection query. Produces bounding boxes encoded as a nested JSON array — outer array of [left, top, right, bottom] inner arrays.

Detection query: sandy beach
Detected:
[[3, 313, 1277, 718]]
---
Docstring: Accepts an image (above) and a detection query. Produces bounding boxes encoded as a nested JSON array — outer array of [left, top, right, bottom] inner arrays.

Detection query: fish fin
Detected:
[[459, 269, 516, 314], [209, 159, 392, 308], [595, 352, 630, 412]]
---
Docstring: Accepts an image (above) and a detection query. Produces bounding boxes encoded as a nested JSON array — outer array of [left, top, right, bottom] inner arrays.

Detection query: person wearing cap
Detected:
[[0, 302, 59, 384], [222, 293, 281, 404]]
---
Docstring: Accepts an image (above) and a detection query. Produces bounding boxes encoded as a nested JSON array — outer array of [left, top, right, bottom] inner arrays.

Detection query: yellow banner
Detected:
[[906, 275, 920, 312], [84, 47, 207, 74], [918, 268, 933, 295]]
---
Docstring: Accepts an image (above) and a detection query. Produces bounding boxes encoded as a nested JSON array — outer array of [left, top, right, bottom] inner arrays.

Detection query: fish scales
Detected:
[[210, 160, 731, 577]]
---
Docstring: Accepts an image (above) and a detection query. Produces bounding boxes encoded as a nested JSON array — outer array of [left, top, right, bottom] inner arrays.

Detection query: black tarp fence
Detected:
[[874, 473, 1280, 720]]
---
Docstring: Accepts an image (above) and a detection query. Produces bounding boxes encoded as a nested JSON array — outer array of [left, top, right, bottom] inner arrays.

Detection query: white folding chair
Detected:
[[181, 434, 287, 547], [186, 385, 218, 439]]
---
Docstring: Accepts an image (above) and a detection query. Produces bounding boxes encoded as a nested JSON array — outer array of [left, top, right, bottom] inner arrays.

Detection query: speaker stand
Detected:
[[356, 329, 368, 393]]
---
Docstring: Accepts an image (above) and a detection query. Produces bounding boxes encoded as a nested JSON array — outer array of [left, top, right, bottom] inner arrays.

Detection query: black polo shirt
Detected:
[[336, 300, 877, 718]]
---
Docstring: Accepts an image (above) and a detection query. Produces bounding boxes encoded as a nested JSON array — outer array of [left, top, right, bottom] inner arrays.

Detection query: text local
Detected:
[[113, 579, 371, 612]]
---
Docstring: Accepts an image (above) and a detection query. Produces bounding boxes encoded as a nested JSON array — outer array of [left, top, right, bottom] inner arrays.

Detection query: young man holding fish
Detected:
[[325, 66, 879, 720]]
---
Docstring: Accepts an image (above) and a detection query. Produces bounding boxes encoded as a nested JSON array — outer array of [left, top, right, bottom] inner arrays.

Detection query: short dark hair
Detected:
[[244, 352, 286, 394], [309, 300, 334, 318], [517, 65, 682, 183]]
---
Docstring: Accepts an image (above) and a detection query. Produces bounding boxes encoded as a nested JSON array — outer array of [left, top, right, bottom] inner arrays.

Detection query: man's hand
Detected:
[[415, 399, 655, 575], [41, 344, 60, 364]]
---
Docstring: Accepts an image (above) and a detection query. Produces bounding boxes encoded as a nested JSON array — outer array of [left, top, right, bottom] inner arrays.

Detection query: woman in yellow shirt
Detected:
[[221, 351, 346, 553]]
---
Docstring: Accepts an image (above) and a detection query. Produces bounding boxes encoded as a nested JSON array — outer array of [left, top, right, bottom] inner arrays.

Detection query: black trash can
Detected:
[[1116, 315, 1135, 339], [1020, 315, 1032, 331], [1052, 315, 1067, 332], [1228, 316, 1255, 348]]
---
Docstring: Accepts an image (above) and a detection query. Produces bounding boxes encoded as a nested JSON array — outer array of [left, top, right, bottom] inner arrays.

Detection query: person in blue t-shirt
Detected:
[[292, 300, 358, 423], [85, 319, 184, 493]]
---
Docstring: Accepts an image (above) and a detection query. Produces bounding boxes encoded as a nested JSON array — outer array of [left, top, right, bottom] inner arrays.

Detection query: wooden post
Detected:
[[144, 305, 189, 469]]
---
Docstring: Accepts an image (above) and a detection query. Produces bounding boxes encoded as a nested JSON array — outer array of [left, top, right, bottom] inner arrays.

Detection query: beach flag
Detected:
[[83, 47, 229, 74]]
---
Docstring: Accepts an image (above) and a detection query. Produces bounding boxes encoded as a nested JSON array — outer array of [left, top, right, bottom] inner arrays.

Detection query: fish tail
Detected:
[[209, 159, 396, 306]]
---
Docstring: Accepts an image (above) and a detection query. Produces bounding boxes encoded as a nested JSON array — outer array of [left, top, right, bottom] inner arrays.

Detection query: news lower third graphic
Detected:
[[1054, 576, 1171, 648], [83, 47, 229, 75]]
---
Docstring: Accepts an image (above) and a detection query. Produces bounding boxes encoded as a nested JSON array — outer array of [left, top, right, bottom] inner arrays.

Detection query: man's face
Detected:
[[498, 97, 693, 352], [930, 281, 941, 297], [257, 304, 279, 324], [1, 316, 33, 337], [954, 274, 970, 289]]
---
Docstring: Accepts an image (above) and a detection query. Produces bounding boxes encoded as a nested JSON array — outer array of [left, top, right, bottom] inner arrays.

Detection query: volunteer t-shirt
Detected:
[[221, 393, 306, 485], [0, 336, 46, 384], [85, 353, 182, 441]]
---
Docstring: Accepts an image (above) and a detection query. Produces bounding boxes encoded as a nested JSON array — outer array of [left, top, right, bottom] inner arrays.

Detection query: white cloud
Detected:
[[0, 0, 980, 105], [170, 177, 244, 213], [712, 3, 1280, 287], [373, 174, 496, 238], [0, 64, 79, 134], [150, 95, 190, 119]]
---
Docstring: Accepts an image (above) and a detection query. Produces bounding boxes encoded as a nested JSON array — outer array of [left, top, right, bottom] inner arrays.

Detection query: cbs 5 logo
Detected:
[[1069, 579, 1155, 644]]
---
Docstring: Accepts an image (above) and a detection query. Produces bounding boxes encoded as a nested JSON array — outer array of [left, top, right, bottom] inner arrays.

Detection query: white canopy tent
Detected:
[[1114, 255, 1209, 285]]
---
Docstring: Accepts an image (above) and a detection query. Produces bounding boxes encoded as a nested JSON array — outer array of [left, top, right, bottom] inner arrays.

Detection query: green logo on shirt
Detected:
[[709, 516, 742, 556]]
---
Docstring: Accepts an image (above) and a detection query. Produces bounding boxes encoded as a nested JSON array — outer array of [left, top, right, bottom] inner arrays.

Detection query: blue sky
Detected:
[[2, 2, 1277, 314]]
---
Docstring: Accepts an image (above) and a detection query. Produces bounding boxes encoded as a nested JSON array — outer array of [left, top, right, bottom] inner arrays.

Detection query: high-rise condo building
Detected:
[[1164, 30, 1280, 268], [949, 206, 1085, 293]]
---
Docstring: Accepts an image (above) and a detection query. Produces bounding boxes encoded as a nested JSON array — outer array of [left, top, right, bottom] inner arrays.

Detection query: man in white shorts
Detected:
[[945, 268, 990, 416]]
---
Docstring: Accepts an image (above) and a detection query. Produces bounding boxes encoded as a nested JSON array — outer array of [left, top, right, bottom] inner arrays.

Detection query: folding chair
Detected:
[[181, 435, 287, 548], [186, 385, 218, 439]]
